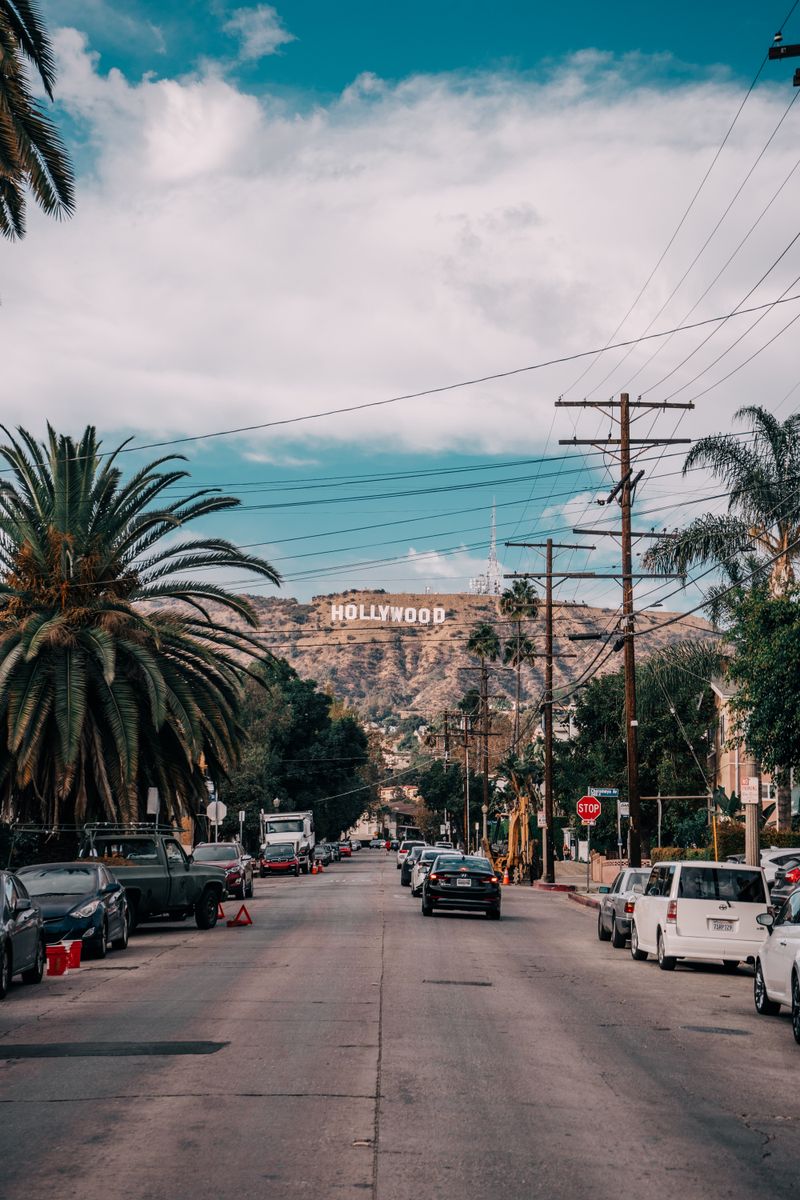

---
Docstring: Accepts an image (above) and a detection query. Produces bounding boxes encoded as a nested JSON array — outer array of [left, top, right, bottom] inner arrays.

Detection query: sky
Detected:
[[5, 1, 800, 608]]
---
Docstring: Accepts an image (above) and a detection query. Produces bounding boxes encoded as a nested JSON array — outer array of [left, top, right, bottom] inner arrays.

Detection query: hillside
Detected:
[[220, 590, 715, 717]]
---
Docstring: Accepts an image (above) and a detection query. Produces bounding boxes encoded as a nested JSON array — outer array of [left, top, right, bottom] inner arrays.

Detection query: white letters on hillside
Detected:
[[331, 602, 446, 626]]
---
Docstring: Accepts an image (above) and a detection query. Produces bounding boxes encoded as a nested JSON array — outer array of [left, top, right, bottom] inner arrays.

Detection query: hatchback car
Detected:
[[597, 867, 651, 947], [17, 862, 128, 958], [421, 854, 501, 919], [193, 842, 254, 899], [338, 841, 352, 858], [0, 871, 46, 999], [410, 848, 445, 897], [259, 843, 301, 876], [630, 860, 769, 971], [753, 888, 800, 1042], [314, 844, 333, 867], [401, 844, 427, 887], [396, 839, 425, 869]]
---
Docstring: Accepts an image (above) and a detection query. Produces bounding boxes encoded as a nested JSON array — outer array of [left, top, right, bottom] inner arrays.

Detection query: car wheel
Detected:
[[754, 961, 781, 1016], [0, 946, 10, 999], [630, 923, 647, 961], [401, 877, 410, 888], [611, 919, 627, 948], [722, 959, 739, 974], [487, 908, 501, 921], [657, 930, 676, 971], [792, 974, 800, 1045], [195, 887, 220, 930], [421, 898, 433, 916], [111, 913, 129, 952], [22, 937, 45, 984], [92, 920, 108, 959], [597, 911, 611, 942]]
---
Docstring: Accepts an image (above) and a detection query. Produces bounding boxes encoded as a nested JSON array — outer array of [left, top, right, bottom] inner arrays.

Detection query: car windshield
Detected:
[[678, 867, 767, 903], [193, 845, 238, 862], [91, 838, 157, 862], [433, 856, 492, 873], [400, 841, 422, 852], [263, 845, 294, 859], [20, 866, 98, 896], [419, 850, 441, 863], [266, 819, 304, 834]]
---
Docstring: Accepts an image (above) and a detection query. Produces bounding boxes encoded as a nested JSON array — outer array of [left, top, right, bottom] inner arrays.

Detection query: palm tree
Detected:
[[645, 405, 800, 828], [0, 425, 280, 827], [500, 580, 539, 748], [0, 0, 75, 238]]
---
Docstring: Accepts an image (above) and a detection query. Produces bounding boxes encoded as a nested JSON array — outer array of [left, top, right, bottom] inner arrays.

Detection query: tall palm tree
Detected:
[[500, 580, 539, 748], [0, 0, 75, 238], [0, 425, 280, 827], [645, 405, 800, 828]]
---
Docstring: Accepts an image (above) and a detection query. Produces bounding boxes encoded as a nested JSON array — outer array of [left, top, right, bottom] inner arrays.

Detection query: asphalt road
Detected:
[[1, 852, 799, 1199]]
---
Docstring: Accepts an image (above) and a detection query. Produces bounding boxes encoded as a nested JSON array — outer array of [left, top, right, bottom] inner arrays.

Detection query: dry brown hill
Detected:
[[226, 590, 714, 718]]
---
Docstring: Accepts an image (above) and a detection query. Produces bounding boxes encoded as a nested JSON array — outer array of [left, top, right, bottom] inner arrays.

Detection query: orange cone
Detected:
[[502, 867, 510, 886], [317, 860, 324, 872], [311, 862, 318, 875]]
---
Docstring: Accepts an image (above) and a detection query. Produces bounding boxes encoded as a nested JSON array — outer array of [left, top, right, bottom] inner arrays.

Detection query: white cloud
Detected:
[[223, 5, 295, 61], [5, 39, 800, 465]]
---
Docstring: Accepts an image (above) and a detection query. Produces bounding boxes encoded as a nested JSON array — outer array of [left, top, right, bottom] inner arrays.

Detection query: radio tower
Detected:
[[469, 502, 502, 594]]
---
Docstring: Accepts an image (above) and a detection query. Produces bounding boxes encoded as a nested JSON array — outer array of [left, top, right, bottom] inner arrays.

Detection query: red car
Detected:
[[338, 842, 352, 858], [259, 843, 301, 877], [193, 841, 253, 898]]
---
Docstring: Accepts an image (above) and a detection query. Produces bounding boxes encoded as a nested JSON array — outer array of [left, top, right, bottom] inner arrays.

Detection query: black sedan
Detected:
[[17, 862, 129, 959], [421, 854, 501, 919], [1, 871, 46, 999]]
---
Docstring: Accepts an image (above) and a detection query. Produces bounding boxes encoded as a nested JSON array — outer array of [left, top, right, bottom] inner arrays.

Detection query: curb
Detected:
[[567, 891, 601, 910], [532, 881, 577, 893]]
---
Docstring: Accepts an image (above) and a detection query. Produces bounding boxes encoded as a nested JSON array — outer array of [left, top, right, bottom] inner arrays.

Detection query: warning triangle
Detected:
[[226, 904, 253, 927], [216, 902, 225, 919]]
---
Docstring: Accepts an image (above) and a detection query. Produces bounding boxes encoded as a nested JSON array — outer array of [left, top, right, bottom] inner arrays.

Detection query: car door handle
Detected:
[[779, 939, 788, 946]]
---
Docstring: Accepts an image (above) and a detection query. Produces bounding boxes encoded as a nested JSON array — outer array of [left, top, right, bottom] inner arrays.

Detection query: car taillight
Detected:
[[666, 900, 677, 924], [429, 872, 439, 881], [786, 867, 800, 884], [486, 876, 498, 884], [624, 900, 635, 914]]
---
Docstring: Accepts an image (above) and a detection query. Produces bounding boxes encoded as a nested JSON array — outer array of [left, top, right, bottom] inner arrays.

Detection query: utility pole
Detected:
[[556, 392, 692, 867], [505, 539, 593, 883], [463, 715, 470, 852], [480, 662, 490, 854]]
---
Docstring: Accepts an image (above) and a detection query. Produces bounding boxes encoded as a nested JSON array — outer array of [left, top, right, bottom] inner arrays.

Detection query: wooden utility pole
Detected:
[[480, 663, 490, 855], [463, 715, 470, 852], [556, 393, 692, 867]]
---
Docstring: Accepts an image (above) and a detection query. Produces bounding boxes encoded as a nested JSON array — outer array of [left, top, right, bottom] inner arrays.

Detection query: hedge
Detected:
[[650, 823, 800, 864]]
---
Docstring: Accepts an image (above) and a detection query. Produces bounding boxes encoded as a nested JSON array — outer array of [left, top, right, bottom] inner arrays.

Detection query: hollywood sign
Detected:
[[331, 602, 447, 625]]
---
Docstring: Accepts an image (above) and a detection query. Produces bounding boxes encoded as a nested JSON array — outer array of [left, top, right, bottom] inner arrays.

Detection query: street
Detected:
[[1, 852, 798, 1200]]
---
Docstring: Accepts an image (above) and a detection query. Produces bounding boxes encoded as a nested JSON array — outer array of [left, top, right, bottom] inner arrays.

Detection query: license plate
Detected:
[[710, 920, 734, 932], [456, 877, 471, 888]]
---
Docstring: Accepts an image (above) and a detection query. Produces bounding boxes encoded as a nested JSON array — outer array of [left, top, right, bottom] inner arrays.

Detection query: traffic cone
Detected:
[[311, 862, 318, 875], [317, 859, 324, 872], [502, 867, 510, 886]]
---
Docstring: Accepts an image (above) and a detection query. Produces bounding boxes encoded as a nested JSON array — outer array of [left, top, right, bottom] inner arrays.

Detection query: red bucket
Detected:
[[45, 944, 68, 977], [62, 940, 82, 969]]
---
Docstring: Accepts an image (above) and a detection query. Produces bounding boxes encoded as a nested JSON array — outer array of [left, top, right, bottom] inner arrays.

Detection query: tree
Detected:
[[645, 405, 800, 827], [500, 580, 539, 748], [0, 1, 75, 238], [0, 425, 280, 827]]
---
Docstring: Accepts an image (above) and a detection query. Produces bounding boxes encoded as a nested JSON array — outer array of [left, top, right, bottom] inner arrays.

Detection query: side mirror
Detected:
[[14, 897, 32, 914], [756, 911, 775, 931], [185, 853, 194, 865], [598, 885, 611, 894], [101, 882, 118, 895]]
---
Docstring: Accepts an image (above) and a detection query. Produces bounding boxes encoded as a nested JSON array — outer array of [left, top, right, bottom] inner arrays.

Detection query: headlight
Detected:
[[71, 898, 102, 919]]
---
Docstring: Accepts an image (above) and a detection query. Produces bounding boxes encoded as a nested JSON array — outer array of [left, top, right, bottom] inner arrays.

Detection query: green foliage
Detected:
[[651, 846, 711, 863], [0, 1, 75, 238], [0, 426, 280, 826], [727, 593, 800, 780], [414, 757, 483, 839], [219, 660, 375, 845]]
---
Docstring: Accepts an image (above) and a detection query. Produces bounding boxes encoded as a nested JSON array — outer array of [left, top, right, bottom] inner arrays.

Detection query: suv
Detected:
[[396, 840, 425, 869], [193, 842, 253, 899], [630, 860, 769, 971]]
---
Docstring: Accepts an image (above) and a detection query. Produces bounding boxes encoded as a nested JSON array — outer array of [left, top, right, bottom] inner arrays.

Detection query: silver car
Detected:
[[597, 867, 650, 948], [410, 848, 446, 897]]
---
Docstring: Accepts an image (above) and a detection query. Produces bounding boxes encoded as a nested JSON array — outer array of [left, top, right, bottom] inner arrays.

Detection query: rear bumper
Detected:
[[662, 930, 765, 960], [427, 888, 500, 912]]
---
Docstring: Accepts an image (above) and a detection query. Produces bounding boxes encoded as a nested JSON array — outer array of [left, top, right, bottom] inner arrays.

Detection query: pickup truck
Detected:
[[81, 828, 226, 931]]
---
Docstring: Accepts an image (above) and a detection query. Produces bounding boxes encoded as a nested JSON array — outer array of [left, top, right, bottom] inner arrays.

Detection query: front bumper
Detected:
[[43, 915, 101, 945]]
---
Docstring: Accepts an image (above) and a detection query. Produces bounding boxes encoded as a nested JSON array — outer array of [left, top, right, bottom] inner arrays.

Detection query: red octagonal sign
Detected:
[[576, 795, 601, 821]]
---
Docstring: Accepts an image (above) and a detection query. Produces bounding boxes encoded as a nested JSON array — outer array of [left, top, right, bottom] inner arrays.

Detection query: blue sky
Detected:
[[13, 2, 800, 604]]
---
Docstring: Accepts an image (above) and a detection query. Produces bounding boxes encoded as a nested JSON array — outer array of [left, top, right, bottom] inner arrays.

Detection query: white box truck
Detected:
[[261, 811, 315, 875]]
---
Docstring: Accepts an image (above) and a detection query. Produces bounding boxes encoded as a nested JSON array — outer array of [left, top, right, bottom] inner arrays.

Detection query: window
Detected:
[[20, 867, 99, 897], [647, 866, 674, 897], [94, 838, 158, 862], [164, 840, 187, 867], [783, 892, 800, 926], [678, 867, 766, 903]]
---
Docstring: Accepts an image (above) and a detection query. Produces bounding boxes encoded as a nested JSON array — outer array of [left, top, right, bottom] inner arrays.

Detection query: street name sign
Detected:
[[577, 795, 601, 821], [589, 787, 619, 798]]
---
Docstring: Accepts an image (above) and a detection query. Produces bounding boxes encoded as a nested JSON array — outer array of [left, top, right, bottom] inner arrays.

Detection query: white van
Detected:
[[630, 860, 769, 971]]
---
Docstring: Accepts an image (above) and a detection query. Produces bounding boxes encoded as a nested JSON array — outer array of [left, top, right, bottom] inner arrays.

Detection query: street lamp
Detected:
[[481, 803, 489, 844]]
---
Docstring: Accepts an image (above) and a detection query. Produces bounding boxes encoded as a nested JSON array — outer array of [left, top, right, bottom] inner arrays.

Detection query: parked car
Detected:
[[314, 844, 333, 867], [597, 867, 651, 947], [753, 888, 800, 1042], [338, 841, 352, 858], [17, 862, 128, 958], [326, 843, 341, 861], [630, 860, 769, 971], [434, 840, 454, 850], [768, 858, 800, 906], [400, 844, 427, 887], [397, 839, 425, 869], [350, 839, 361, 852], [259, 843, 300, 877], [761, 848, 800, 887], [369, 838, 385, 848], [411, 848, 445, 897], [82, 827, 226, 930], [193, 841, 254, 899], [0, 871, 45, 999], [421, 854, 501, 919]]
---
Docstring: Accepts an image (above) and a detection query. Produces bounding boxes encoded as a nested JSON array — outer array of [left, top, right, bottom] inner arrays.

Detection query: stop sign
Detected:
[[576, 795, 601, 821]]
